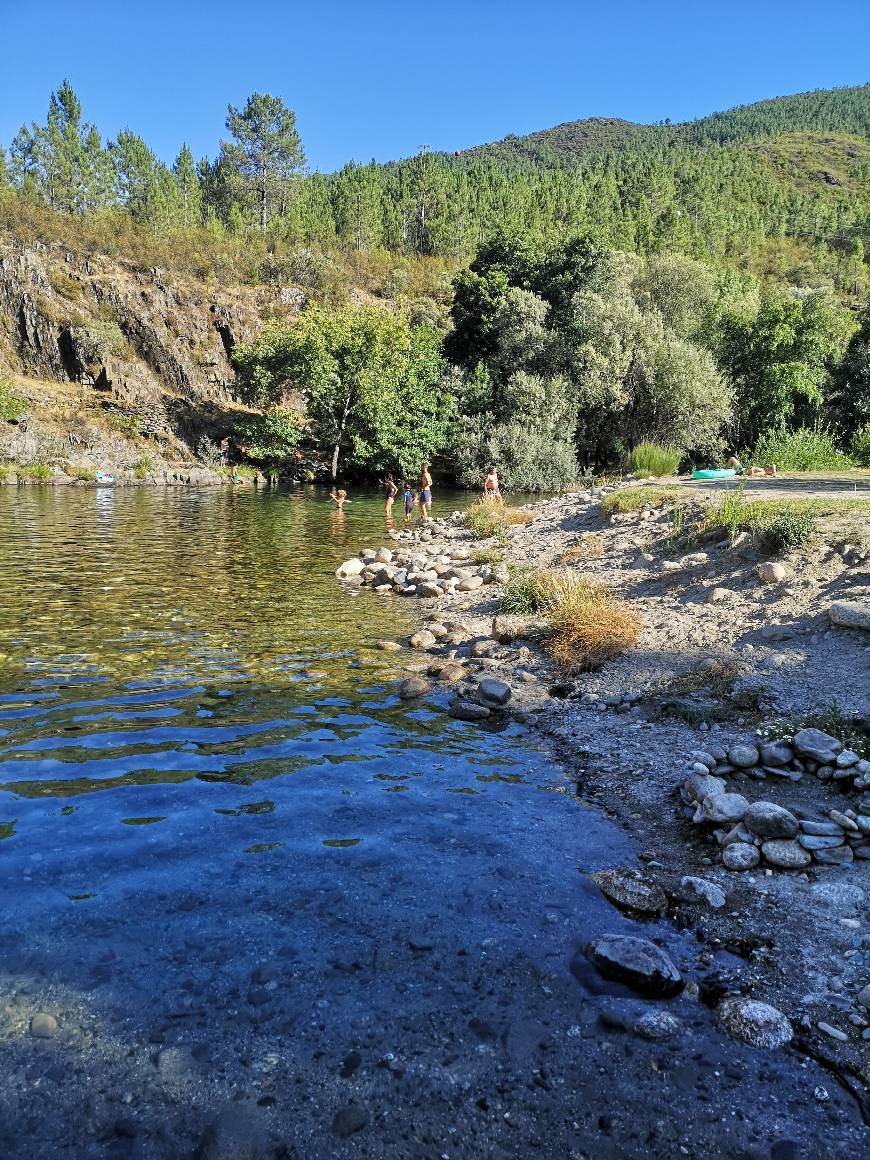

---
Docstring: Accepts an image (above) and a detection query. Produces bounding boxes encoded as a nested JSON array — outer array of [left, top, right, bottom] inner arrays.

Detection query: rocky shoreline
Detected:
[[336, 487, 870, 1106]]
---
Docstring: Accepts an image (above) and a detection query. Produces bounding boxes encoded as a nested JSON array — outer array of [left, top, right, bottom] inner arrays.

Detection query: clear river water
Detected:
[[0, 485, 861, 1159]]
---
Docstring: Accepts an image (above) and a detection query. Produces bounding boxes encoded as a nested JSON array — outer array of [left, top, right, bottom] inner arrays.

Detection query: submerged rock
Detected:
[[398, 676, 431, 700], [593, 869, 668, 915], [718, 997, 792, 1048], [449, 700, 491, 721], [586, 934, 683, 998]]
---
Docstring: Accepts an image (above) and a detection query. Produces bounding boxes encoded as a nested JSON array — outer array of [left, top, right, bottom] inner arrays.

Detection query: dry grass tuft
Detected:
[[558, 534, 604, 564], [539, 570, 641, 672], [464, 500, 533, 539]]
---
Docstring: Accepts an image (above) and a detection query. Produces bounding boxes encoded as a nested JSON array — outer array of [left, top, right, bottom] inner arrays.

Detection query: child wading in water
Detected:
[[329, 489, 351, 510], [402, 482, 416, 524]]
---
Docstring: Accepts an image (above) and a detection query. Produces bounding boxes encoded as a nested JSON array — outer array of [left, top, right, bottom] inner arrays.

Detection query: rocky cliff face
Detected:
[[0, 240, 293, 463]]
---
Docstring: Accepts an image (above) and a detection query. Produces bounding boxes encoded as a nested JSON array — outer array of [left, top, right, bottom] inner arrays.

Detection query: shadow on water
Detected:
[[0, 485, 864, 1156]]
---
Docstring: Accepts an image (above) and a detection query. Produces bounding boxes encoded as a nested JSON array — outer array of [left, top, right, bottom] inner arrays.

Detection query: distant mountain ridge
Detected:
[[453, 84, 870, 169]]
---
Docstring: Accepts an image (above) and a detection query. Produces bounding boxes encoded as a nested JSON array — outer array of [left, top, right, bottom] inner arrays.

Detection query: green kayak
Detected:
[[692, 468, 737, 480]]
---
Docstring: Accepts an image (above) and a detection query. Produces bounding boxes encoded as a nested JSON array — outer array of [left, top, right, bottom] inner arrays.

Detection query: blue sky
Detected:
[[1, 0, 868, 171]]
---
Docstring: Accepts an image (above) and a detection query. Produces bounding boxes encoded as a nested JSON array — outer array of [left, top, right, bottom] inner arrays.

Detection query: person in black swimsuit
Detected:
[[384, 474, 398, 521]]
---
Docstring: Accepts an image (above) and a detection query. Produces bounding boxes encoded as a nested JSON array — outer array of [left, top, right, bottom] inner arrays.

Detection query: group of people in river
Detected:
[[329, 463, 502, 524]]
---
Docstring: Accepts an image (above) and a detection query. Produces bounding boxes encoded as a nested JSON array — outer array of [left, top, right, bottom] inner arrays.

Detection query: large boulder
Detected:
[[793, 728, 842, 764], [759, 740, 794, 767], [398, 676, 431, 700], [586, 935, 683, 998], [743, 801, 800, 840], [592, 869, 667, 916], [684, 771, 727, 803], [718, 997, 792, 1048], [829, 600, 870, 631], [336, 557, 364, 579]]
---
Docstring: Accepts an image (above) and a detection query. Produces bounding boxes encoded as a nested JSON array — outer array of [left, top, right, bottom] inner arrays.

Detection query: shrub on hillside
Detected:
[[628, 443, 683, 477], [753, 427, 852, 471], [0, 377, 28, 423]]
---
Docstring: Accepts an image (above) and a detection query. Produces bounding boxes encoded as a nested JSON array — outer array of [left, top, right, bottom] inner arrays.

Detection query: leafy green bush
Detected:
[[500, 566, 549, 613], [628, 443, 683, 477], [19, 464, 53, 480], [234, 408, 303, 465], [760, 510, 816, 554], [753, 427, 852, 471], [62, 463, 97, 481], [850, 423, 870, 467], [133, 453, 154, 480], [0, 377, 28, 423]]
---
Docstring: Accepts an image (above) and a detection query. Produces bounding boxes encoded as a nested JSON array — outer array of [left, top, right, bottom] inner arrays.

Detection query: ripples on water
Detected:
[[0, 485, 589, 898]]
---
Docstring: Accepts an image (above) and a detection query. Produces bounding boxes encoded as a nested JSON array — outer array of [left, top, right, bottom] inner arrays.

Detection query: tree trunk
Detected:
[[330, 389, 354, 481], [260, 182, 267, 237]]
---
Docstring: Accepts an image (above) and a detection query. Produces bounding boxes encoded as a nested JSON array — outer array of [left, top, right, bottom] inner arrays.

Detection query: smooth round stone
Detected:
[[743, 801, 799, 839], [761, 839, 812, 869], [801, 819, 845, 836], [798, 834, 846, 850], [701, 793, 750, 824], [723, 842, 760, 871], [759, 741, 793, 767], [398, 676, 431, 700], [476, 677, 512, 708], [728, 744, 760, 768], [30, 1013, 59, 1038], [634, 1010, 682, 1040], [718, 997, 792, 1048]]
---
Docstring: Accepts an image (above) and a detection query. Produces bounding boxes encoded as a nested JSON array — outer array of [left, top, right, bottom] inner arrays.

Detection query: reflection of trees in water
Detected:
[[0, 486, 418, 689]]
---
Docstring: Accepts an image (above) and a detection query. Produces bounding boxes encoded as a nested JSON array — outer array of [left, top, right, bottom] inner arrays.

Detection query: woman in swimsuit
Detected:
[[384, 474, 398, 521]]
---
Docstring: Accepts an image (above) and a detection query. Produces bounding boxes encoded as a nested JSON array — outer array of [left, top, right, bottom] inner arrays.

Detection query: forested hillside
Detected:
[[2, 83, 868, 287], [1, 82, 869, 485]]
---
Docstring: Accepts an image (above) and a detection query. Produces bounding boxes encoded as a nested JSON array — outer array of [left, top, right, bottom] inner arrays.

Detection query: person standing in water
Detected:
[[419, 462, 433, 522], [483, 464, 501, 502], [384, 474, 398, 521], [402, 482, 415, 524], [329, 489, 351, 510]]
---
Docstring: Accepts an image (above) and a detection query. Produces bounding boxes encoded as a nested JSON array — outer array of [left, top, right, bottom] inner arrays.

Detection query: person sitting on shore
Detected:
[[483, 464, 501, 502], [727, 455, 777, 478], [329, 489, 351, 510]]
